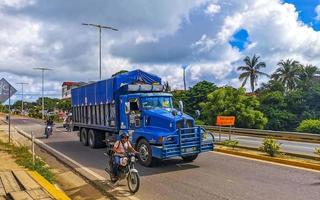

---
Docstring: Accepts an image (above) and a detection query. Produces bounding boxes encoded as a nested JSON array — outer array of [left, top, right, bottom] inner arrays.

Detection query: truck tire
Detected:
[[181, 154, 198, 162], [88, 129, 106, 149], [80, 128, 88, 146], [137, 139, 155, 167]]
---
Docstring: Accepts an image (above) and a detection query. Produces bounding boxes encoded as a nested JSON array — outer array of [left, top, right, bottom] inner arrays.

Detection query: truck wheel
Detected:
[[80, 128, 88, 146], [137, 139, 154, 167], [88, 129, 105, 149], [181, 154, 198, 162]]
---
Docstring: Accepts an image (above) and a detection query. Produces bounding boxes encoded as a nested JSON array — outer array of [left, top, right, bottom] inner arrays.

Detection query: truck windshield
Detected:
[[141, 97, 173, 110]]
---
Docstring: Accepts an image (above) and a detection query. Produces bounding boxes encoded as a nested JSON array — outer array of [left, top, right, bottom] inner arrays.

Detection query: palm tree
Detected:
[[237, 54, 269, 92], [271, 59, 302, 91], [298, 64, 320, 88]]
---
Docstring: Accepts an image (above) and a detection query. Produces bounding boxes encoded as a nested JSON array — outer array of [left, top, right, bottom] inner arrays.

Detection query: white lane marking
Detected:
[[14, 126, 140, 200], [212, 151, 320, 173]]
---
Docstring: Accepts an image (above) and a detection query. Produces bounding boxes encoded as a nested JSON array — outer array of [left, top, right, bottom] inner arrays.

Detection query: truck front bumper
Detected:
[[151, 127, 214, 159]]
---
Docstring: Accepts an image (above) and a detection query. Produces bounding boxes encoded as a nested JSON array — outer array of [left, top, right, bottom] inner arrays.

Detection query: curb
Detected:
[[28, 171, 71, 200], [215, 147, 320, 171]]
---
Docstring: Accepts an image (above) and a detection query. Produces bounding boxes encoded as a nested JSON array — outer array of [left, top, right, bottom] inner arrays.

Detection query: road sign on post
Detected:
[[0, 78, 17, 143], [216, 116, 235, 126], [216, 116, 235, 141], [0, 78, 17, 103]]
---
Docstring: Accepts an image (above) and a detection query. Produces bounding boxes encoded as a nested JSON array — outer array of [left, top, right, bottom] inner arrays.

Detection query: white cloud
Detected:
[[0, 0, 34, 9], [205, 3, 221, 16]]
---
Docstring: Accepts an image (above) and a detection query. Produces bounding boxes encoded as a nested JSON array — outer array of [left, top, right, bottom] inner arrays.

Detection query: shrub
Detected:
[[222, 140, 239, 150], [259, 137, 281, 157], [296, 119, 320, 134]]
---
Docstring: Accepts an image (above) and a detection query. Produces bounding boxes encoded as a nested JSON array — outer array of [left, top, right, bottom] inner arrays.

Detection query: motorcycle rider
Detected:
[[45, 118, 54, 136], [112, 131, 138, 178]]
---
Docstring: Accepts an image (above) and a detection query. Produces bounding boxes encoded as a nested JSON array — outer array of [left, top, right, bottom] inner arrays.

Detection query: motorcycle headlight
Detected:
[[130, 156, 136, 163]]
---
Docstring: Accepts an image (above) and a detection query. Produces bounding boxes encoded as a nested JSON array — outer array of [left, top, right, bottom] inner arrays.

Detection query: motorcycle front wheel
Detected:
[[127, 172, 140, 193]]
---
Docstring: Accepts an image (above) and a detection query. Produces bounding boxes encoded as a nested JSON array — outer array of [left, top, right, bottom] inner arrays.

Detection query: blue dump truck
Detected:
[[71, 70, 214, 166]]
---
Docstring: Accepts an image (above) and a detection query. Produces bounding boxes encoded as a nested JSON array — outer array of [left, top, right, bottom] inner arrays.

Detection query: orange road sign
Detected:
[[216, 116, 235, 126]]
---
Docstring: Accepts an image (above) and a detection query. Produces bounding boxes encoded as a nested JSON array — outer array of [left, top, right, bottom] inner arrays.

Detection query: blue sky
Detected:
[[1, 0, 320, 103]]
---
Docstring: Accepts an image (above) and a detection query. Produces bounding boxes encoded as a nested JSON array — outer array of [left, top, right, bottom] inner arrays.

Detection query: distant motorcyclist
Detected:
[[112, 132, 138, 178], [44, 118, 54, 137], [46, 118, 54, 126]]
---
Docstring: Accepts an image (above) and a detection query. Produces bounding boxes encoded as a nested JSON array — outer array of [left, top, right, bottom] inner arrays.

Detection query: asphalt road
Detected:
[[215, 134, 319, 156], [9, 117, 320, 200]]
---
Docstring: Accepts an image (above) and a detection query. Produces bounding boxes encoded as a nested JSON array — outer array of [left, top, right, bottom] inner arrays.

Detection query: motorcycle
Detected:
[[45, 125, 53, 138], [105, 142, 140, 193]]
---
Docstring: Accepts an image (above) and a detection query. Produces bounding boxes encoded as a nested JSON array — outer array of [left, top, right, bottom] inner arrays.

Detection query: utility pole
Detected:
[[82, 23, 118, 80], [33, 67, 52, 120], [182, 65, 188, 91], [16, 82, 28, 115]]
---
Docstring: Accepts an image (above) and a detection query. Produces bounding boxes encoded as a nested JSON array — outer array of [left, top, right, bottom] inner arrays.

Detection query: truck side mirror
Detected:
[[125, 102, 130, 114], [195, 110, 200, 119], [178, 101, 184, 113]]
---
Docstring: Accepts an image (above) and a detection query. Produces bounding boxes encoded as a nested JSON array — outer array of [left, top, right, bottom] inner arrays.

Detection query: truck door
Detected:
[[119, 96, 141, 130], [127, 98, 141, 129]]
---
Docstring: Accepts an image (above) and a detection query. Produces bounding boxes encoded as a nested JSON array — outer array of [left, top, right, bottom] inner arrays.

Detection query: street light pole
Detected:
[[82, 23, 118, 80], [33, 67, 52, 120], [16, 82, 28, 115], [182, 65, 188, 91]]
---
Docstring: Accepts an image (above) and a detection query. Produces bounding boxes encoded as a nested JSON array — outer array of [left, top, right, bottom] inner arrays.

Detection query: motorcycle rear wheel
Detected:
[[127, 172, 140, 193]]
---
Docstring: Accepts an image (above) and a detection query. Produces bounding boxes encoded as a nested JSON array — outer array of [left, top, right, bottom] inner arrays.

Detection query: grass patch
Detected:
[[221, 140, 239, 150], [0, 139, 55, 183]]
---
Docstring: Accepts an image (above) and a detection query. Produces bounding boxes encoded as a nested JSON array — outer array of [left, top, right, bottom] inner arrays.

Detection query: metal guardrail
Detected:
[[202, 125, 320, 143]]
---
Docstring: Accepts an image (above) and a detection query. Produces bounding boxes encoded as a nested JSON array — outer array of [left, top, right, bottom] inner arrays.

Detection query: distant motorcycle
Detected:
[[45, 125, 53, 138], [105, 142, 140, 193]]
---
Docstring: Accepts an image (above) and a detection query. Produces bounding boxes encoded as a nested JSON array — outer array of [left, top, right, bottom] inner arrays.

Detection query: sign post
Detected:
[[0, 78, 17, 143], [216, 116, 235, 141]]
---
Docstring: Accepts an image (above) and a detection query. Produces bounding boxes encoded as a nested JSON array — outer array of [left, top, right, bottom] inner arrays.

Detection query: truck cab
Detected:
[[119, 92, 214, 166]]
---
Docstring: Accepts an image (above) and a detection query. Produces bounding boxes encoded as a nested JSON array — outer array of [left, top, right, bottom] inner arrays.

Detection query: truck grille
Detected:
[[176, 119, 194, 129]]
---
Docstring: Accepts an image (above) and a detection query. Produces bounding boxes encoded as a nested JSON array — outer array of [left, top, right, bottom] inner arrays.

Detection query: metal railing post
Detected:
[[31, 131, 35, 166]]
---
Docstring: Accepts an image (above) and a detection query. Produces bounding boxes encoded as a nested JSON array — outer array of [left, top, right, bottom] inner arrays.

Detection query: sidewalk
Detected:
[[0, 119, 111, 200], [0, 149, 68, 199]]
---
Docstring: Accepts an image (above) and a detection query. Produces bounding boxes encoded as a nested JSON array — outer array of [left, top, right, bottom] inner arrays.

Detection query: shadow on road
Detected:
[[136, 158, 200, 177]]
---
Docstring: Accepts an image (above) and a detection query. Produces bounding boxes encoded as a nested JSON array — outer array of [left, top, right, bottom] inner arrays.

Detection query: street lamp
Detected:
[[16, 82, 28, 115], [181, 64, 188, 91], [82, 22, 118, 80], [33, 67, 52, 120]]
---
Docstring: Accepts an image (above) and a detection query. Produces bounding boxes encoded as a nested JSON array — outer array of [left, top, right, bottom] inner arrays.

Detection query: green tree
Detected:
[[296, 119, 320, 134], [36, 97, 60, 112], [271, 59, 302, 91], [57, 99, 71, 112], [200, 87, 267, 129], [112, 70, 129, 77], [259, 91, 296, 131], [172, 81, 217, 118], [237, 54, 269, 92], [298, 64, 320, 89]]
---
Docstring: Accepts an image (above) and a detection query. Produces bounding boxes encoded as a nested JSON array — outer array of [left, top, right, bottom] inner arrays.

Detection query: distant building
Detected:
[[62, 82, 85, 99]]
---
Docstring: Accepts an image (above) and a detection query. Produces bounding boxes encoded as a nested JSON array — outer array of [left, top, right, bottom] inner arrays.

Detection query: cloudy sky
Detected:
[[1, 0, 320, 103]]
